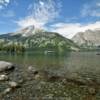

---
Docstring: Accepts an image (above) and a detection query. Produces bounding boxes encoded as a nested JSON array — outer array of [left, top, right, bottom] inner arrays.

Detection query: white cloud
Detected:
[[16, 0, 61, 29], [0, 0, 10, 4], [81, 0, 100, 17], [0, 0, 10, 9], [15, 0, 100, 39], [51, 21, 100, 38], [5, 0, 9, 3], [15, 16, 45, 29], [39, 1, 44, 6]]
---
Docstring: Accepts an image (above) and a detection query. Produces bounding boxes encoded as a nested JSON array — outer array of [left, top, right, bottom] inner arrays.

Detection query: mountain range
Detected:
[[1, 25, 100, 52], [0, 26, 79, 53]]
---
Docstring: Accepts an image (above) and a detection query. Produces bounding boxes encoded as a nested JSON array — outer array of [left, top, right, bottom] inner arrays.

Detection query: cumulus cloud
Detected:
[[81, 0, 100, 17], [16, 0, 61, 29], [51, 21, 100, 38]]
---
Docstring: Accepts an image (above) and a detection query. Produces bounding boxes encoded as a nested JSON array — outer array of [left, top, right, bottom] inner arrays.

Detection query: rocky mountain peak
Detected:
[[72, 29, 100, 47], [12, 25, 45, 37]]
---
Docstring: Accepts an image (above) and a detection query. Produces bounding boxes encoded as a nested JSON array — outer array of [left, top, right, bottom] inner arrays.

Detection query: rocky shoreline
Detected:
[[0, 61, 100, 100]]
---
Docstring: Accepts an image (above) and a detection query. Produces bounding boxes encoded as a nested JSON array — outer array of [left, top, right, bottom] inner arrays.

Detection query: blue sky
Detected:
[[0, 0, 100, 38]]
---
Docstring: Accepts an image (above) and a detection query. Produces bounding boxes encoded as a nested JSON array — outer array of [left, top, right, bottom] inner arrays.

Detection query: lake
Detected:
[[0, 51, 100, 79], [0, 51, 100, 100]]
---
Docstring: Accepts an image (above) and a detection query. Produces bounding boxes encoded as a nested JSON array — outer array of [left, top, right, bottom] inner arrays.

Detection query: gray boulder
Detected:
[[0, 61, 15, 72]]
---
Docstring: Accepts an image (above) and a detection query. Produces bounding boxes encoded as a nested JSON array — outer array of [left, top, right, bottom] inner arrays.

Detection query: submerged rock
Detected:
[[88, 87, 96, 95], [8, 81, 18, 88], [28, 66, 35, 71], [48, 75, 62, 82], [3, 88, 12, 94], [34, 70, 49, 80], [28, 66, 38, 75], [0, 75, 8, 81], [0, 61, 15, 72]]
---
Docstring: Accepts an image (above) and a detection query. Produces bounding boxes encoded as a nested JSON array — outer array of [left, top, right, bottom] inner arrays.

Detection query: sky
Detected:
[[0, 0, 100, 38]]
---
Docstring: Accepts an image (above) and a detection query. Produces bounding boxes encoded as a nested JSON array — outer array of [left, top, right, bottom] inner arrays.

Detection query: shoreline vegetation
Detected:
[[0, 41, 100, 55], [0, 43, 25, 54], [0, 42, 73, 54]]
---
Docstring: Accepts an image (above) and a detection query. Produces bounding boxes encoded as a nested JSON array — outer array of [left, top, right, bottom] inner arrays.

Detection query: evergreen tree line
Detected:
[[0, 42, 25, 53]]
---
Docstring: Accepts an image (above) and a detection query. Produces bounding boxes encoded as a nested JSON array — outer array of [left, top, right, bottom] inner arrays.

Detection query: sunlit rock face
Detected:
[[72, 29, 100, 47], [11, 25, 45, 37]]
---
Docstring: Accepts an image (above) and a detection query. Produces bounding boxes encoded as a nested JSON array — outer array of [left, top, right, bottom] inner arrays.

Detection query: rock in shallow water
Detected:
[[8, 81, 18, 88], [88, 87, 96, 95], [28, 66, 39, 75], [0, 61, 15, 72], [0, 75, 8, 81], [3, 88, 12, 94], [34, 71, 49, 80]]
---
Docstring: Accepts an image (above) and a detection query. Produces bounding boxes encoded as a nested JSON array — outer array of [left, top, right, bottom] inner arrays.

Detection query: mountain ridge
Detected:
[[72, 29, 100, 49], [0, 26, 79, 53]]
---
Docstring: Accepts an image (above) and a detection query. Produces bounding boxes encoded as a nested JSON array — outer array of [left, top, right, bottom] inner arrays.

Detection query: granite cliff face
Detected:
[[72, 29, 100, 48]]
